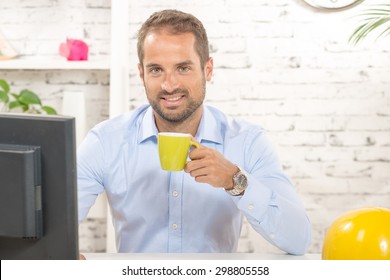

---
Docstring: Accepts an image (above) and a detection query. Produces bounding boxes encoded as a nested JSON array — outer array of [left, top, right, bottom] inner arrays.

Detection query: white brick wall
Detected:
[[1, 0, 389, 254]]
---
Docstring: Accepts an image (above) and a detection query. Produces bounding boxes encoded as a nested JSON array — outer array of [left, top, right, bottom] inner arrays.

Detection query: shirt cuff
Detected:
[[234, 173, 274, 223]]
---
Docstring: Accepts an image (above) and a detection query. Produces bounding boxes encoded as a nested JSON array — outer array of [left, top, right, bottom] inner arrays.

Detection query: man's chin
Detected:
[[157, 110, 189, 123], [152, 102, 202, 124]]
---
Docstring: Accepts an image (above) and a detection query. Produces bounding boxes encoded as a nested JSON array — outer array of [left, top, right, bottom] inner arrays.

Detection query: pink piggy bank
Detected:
[[59, 39, 89, 61]]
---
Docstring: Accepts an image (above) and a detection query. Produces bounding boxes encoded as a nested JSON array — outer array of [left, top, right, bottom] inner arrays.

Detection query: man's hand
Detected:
[[184, 138, 238, 189]]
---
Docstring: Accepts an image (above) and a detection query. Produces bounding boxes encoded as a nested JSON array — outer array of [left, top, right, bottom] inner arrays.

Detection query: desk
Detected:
[[79, 253, 389, 280], [84, 253, 321, 260]]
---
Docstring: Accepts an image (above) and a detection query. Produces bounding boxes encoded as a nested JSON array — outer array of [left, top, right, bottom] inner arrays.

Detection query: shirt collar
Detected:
[[138, 105, 223, 145], [196, 106, 223, 145], [138, 106, 158, 144]]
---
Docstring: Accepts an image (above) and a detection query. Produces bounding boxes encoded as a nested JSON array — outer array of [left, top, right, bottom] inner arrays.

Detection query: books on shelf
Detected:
[[0, 31, 18, 60]]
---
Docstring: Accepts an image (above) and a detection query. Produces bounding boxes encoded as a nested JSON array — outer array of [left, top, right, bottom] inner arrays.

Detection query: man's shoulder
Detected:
[[92, 104, 149, 136], [206, 105, 265, 135]]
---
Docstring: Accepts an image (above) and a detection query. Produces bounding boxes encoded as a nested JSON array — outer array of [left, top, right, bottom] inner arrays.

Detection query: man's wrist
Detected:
[[224, 166, 240, 190], [225, 166, 248, 196]]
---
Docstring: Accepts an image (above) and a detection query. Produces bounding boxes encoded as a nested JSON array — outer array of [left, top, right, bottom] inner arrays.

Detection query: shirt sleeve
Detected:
[[233, 130, 312, 255], [77, 129, 106, 223]]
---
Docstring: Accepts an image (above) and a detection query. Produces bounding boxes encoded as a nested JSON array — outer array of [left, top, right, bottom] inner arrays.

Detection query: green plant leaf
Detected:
[[18, 89, 42, 105], [350, 5, 390, 45], [0, 79, 10, 93], [41, 106, 57, 115], [0, 91, 9, 103], [9, 100, 28, 111], [0, 80, 57, 115]]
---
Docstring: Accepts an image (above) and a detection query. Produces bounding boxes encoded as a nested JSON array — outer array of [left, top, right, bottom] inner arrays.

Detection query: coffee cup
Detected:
[[158, 132, 199, 171]]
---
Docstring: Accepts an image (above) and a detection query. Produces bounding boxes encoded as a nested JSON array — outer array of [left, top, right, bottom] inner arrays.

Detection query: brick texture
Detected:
[[1, 0, 389, 254]]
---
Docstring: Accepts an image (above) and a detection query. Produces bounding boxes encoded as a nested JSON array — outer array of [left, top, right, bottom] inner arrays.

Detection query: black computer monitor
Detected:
[[0, 113, 79, 259]]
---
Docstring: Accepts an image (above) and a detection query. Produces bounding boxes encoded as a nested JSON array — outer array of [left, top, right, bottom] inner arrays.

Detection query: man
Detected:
[[78, 9, 311, 254]]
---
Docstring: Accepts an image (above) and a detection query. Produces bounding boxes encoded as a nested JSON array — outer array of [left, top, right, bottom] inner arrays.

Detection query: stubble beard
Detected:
[[147, 84, 206, 124]]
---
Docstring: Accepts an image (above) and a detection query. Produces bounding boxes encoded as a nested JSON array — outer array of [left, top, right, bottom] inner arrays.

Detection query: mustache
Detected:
[[158, 88, 189, 97]]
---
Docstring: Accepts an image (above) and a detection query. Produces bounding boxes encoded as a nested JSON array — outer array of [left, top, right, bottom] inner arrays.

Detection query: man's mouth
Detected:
[[163, 95, 182, 102], [160, 94, 185, 107]]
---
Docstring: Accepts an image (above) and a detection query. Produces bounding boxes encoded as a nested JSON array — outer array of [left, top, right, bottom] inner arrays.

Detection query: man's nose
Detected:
[[161, 73, 178, 93]]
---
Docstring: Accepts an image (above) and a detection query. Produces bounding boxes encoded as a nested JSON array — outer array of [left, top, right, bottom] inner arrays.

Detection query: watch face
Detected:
[[302, 0, 363, 9], [235, 172, 248, 190], [237, 173, 247, 186]]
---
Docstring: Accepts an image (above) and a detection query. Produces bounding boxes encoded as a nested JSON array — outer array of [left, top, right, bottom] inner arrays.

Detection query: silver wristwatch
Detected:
[[225, 166, 248, 196]]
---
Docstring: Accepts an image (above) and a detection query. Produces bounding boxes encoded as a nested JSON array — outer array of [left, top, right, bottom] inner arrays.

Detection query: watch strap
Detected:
[[225, 166, 248, 196]]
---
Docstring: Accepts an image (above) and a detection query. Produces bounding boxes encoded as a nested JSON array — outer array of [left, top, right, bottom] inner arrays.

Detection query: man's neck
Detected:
[[154, 107, 203, 136]]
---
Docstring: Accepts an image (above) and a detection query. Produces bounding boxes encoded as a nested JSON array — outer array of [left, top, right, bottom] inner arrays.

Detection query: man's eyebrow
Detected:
[[145, 63, 161, 68], [176, 60, 194, 66], [145, 60, 195, 69]]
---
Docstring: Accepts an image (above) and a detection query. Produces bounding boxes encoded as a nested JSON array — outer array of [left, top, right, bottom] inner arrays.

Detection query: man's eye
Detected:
[[150, 68, 162, 74], [178, 66, 190, 72]]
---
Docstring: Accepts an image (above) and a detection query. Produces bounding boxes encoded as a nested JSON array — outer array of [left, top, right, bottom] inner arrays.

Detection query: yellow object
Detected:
[[322, 207, 390, 260], [158, 132, 199, 171]]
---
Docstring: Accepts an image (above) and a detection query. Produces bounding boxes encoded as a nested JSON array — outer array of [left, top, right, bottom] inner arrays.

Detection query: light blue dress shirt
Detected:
[[77, 104, 311, 254]]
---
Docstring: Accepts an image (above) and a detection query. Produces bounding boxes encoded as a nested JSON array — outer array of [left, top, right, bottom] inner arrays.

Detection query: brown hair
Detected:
[[137, 9, 210, 68]]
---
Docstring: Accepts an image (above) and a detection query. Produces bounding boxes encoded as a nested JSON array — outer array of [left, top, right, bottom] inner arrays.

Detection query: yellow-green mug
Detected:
[[158, 132, 199, 171]]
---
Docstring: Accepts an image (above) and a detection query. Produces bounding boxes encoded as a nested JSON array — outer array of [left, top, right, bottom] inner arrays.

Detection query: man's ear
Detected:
[[138, 63, 144, 80], [205, 57, 213, 81]]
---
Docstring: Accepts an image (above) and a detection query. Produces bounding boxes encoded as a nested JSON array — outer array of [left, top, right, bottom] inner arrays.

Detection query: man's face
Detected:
[[138, 30, 213, 124]]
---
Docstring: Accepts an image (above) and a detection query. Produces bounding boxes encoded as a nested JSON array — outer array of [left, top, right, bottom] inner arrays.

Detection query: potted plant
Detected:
[[0, 79, 57, 115], [349, 3, 390, 45]]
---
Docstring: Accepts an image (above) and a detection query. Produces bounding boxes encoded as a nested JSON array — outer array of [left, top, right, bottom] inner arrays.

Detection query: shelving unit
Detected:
[[0, 1, 130, 118], [0, 0, 130, 253], [0, 55, 110, 70]]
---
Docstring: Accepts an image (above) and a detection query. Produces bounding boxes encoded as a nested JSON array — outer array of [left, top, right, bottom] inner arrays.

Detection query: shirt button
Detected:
[[172, 191, 178, 197], [248, 204, 254, 210], [172, 223, 178, 230]]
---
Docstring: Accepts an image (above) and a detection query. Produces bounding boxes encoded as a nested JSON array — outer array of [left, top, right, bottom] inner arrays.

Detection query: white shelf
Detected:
[[0, 55, 110, 70]]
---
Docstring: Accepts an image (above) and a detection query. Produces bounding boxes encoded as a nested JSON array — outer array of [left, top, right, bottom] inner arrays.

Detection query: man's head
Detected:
[[137, 10, 213, 132], [137, 9, 210, 68]]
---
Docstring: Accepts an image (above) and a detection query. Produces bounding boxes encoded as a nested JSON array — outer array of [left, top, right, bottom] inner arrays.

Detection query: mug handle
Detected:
[[189, 140, 199, 149], [186, 140, 199, 165]]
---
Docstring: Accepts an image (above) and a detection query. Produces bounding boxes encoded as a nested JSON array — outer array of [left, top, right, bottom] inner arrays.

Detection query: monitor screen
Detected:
[[0, 113, 79, 259]]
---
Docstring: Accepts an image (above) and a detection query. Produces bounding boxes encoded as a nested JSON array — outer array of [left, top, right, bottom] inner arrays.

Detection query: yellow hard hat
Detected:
[[322, 207, 390, 260]]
